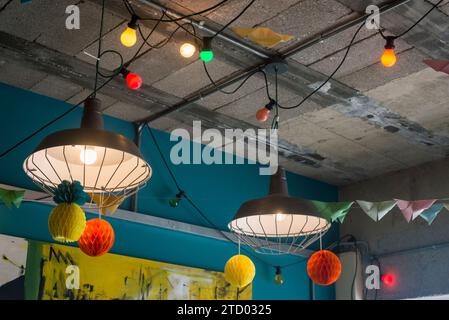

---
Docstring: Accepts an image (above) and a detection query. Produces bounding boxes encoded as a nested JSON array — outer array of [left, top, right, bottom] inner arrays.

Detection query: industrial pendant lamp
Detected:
[[228, 167, 329, 255], [23, 98, 152, 205]]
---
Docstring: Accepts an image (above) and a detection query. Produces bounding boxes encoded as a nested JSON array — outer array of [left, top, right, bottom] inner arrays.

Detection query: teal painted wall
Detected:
[[0, 83, 339, 300]]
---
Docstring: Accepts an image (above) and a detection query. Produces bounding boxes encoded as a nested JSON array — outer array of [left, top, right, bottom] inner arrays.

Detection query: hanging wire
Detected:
[[210, 0, 257, 39]]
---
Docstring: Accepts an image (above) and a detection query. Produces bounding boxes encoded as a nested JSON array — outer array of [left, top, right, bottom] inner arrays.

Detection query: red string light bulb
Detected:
[[120, 68, 143, 90], [381, 37, 397, 68]]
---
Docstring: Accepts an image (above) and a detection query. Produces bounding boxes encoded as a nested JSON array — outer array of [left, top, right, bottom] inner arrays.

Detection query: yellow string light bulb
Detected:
[[381, 37, 397, 68], [120, 16, 139, 48]]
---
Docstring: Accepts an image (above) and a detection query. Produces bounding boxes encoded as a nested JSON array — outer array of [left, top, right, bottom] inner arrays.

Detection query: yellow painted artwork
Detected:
[[31, 242, 251, 300]]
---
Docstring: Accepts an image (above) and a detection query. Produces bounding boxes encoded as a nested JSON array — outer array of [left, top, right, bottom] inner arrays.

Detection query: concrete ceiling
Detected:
[[0, 0, 448, 186]]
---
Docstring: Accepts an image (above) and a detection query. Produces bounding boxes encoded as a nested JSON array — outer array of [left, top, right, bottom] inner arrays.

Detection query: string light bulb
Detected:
[[180, 42, 197, 58], [169, 191, 185, 208], [381, 36, 397, 68], [256, 99, 276, 123], [120, 68, 143, 90], [120, 15, 139, 48], [274, 266, 284, 285], [200, 37, 214, 63]]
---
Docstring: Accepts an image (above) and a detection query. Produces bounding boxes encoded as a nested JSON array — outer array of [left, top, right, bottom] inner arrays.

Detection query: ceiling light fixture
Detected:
[[23, 97, 152, 207], [120, 15, 139, 48], [228, 167, 330, 255]]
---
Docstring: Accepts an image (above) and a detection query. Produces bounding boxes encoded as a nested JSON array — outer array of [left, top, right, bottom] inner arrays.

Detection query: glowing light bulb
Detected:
[[200, 37, 214, 63], [80, 148, 97, 165], [126, 72, 143, 90], [381, 273, 396, 287], [275, 212, 286, 222], [275, 266, 284, 285], [256, 107, 270, 122], [381, 37, 397, 68], [381, 48, 397, 68], [121, 26, 137, 47], [180, 43, 196, 58]]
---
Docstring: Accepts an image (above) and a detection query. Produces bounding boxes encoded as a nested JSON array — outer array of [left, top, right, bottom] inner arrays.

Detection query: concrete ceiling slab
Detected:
[[152, 59, 238, 98], [103, 101, 154, 122], [365, 68, 449, 133], [261, 0, 352, 49], [339, 47, 429, 92]]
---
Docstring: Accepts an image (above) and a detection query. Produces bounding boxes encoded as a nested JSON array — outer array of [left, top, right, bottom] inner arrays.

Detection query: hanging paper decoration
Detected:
[[419, 203, 444, 226], [423, 60, 449, 75], [307, 250, 342, 286], [396, 199, 436, 223], [232, 27, 294, 48], [90, 193, 125, 215], [78, 218, 115, 257], [357, 200, 397, 222], [224, 254, 256, 289], [311, 201, 354, 223], [48, 181, 88, 243], [0, 188, 25, 209]]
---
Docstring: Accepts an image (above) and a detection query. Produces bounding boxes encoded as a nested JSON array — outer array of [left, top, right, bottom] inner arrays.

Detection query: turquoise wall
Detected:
[[0, 83, 338, 300]]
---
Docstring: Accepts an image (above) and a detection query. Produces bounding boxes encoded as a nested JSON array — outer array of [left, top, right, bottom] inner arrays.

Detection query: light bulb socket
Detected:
[[128, 15, 139, 29], [275, 266, 282, 275], [176, 190, 186, 200], [202, 37, 213, 51], [384, 36, 395, 50], [265, 99, 276, 111], [120, 68, 130, 78]]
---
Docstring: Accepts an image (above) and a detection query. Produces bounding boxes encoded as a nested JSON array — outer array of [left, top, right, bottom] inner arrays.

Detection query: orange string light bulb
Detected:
[[381, 37, 397, 68], [256, 99, 276, 123]]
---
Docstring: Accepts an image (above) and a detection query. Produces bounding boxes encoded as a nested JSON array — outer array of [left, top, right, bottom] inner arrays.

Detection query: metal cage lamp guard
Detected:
[[23, 97, 152, 209], [228, 167, 330, 255]]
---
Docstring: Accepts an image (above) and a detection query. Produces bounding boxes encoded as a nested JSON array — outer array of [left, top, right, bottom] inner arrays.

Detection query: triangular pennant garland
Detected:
[[357, 200, 397, 222], [311, 201, 354, 224], [396, 199, 437, 223], [419, 203, 444, 226], [232, 27, 294, 48], [0, 188, 25, 209]]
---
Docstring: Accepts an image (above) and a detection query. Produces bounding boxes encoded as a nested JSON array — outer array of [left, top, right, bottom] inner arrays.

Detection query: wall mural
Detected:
[[23, 240, 251, 300]]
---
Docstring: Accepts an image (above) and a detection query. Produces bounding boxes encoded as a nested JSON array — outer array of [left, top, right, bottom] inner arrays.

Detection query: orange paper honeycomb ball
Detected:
[[78, 219, 115, 257], [307, 250, 341, 286]]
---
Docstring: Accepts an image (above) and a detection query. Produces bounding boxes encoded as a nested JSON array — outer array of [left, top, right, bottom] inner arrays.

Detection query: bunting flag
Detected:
[[396, 199, 437, 223], [0, 188, 25, 209], [356, 200, 397, 222], [419, 203, 445, 226], [311, 201, 354, 224], [232, 27, 294, 48]]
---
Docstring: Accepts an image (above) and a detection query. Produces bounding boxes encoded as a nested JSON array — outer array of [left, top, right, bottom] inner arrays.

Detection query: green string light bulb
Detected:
[[169, 191, 185, 208], [274, 266, 284, 285], [200, 37, 214, 63]]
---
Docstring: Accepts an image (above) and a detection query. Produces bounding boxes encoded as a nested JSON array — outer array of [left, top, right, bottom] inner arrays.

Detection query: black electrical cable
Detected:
[[123, 0, 230, 23], [202, 62, 261, 95], [94, 0, 107, 96], [380, 0, 444, 40], [0, 0, 12, 13], [278, 21, 365, 110]]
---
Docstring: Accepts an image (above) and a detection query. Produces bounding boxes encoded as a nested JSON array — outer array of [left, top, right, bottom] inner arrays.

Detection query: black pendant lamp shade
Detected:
[[228, 168, 329, 254], [23, 98, 152, 197]]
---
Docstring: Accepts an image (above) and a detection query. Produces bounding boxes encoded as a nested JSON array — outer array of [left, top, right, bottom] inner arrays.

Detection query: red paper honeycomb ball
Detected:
[[78, 219, 115, 257], [307, 250, 342, 286]]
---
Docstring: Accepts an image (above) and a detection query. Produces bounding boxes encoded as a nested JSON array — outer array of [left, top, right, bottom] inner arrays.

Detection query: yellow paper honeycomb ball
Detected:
[[48, 203, 86, 243], [224, 254, 256, 288]]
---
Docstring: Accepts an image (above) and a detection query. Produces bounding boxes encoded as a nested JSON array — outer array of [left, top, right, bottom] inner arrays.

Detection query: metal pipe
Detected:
[[136, 0, 272, 59], [131, 122, 144, 212], [137, 0, 410, 125]]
